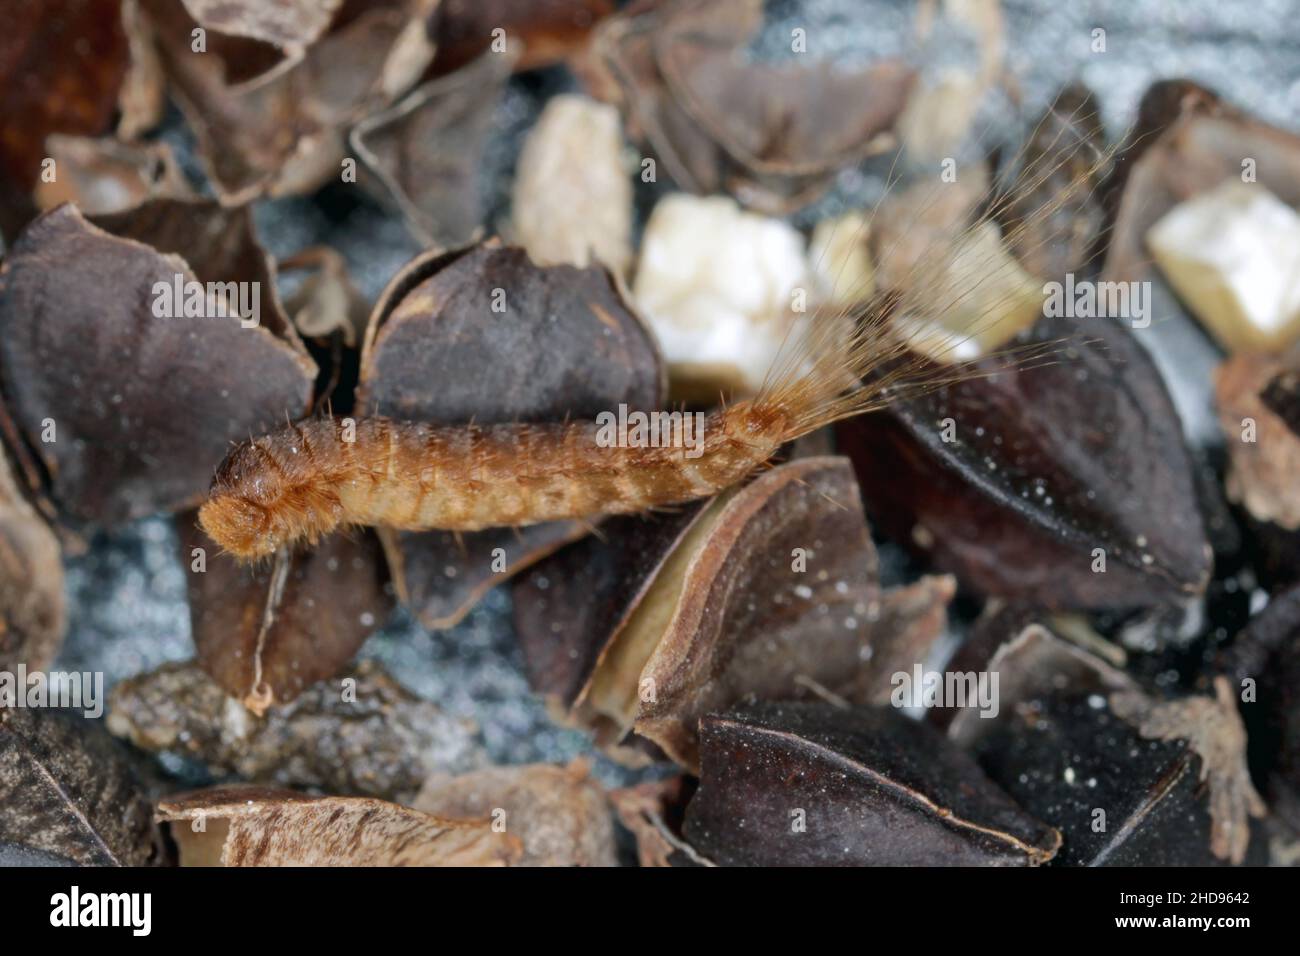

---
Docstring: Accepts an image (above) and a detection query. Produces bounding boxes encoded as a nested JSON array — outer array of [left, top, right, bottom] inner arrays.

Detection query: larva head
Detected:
[[198, 492, 277, 560], [199, 437, 340, 560]]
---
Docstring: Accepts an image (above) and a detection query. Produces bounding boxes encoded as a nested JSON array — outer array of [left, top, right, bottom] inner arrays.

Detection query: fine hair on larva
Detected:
[[199, 95, 1123, 562]]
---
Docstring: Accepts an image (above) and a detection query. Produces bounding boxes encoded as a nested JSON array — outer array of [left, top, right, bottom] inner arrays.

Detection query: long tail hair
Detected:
[[750, 92, 1121, 441]]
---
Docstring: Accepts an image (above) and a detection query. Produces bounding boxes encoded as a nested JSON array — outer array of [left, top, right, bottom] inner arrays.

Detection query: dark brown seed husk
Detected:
[[139, 0, 433, 202], [996, 83, 1109, 280], [0, 203, 316, 530], [937, 620, 1136, 745], [656, 4, 912, 182], [949, 623, 1266, 865], [359, 241, 663, 437], [0, 707, 166, 867], [88, 198, 298, 340], [585, 0, 912, 214], [383, 523, 590, 632], [684, 700, 1061, 866], [178, 514, 393, 712], [513, 504, 710, 710], [630, 457, 882, 770], [838, 315, 1212, 613], [518, 457, 954, 770], [350, 46, 518, 248]]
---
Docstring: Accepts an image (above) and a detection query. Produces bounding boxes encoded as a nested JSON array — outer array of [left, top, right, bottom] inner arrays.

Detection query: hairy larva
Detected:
[[200, 102, 1113, 561], [198, 331, 1050, 560]]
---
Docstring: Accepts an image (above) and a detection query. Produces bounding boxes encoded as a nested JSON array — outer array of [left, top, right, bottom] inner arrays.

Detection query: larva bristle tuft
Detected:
[[749, 95, 1122, 444], [200, 423, 349, 559]]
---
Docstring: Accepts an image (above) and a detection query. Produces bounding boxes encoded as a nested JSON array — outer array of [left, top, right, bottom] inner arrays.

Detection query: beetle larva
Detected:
[[200, 102, 1108, 561]]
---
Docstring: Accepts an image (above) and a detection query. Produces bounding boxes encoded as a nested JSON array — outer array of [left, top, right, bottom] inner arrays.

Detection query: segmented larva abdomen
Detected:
[[198, 404, 790, 560]]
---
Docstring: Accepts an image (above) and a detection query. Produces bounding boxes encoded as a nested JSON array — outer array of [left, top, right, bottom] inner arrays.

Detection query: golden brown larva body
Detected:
[[199, 313, 1048, 561], [198, 405, 790, 560], [200, 101, 1111, 561]]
